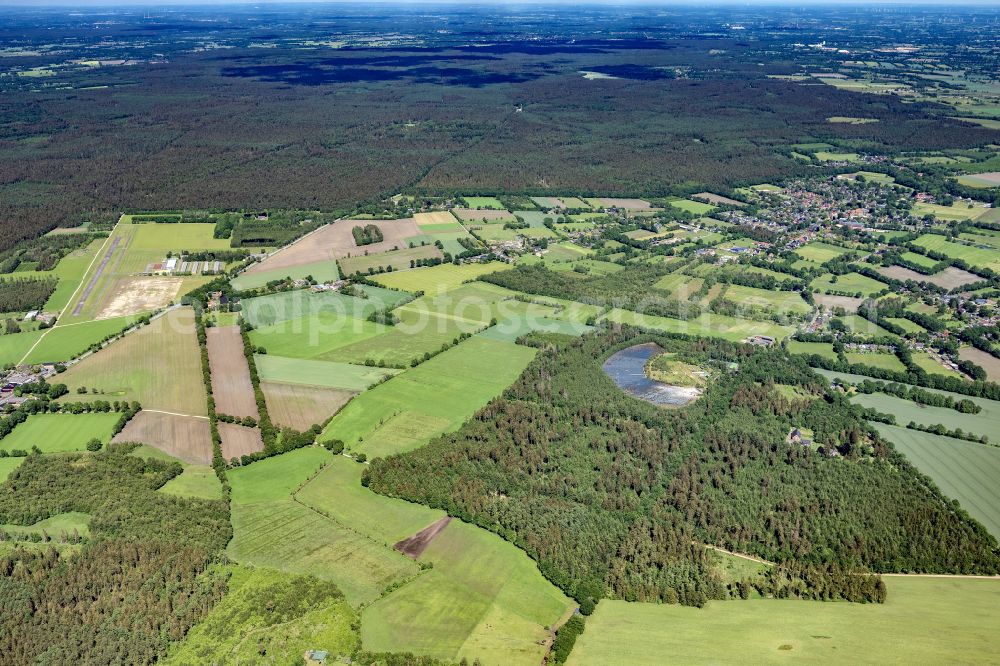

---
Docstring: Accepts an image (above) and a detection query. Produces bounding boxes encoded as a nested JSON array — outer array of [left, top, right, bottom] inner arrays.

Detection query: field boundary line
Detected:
[[142, 409, 210, 420], [16, 216, 122, 365]]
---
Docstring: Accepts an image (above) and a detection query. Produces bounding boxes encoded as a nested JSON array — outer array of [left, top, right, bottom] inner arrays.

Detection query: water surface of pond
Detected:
[[602, 342, 701, 407]]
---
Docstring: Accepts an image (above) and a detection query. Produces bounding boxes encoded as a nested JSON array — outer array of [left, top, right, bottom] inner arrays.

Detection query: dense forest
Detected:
[[0, 445, 231, 664], [1, 10, 997, 251], [367, 329, 999, 609]]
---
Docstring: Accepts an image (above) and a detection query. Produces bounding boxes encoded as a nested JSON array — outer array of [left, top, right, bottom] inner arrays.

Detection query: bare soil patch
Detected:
[[112, 410, 212, 464], [206, 325, 259, 419], [959, 347, 1000, 382], [244, 218, 421, 276], [97, 276, 183, 319], [814, 293, 864, 313], [452, 208, 516, 223], [261, 381, 354, 430], [219, 422, 264, 461], [877, 265, 980, 289], [393, 516, 453, 559]]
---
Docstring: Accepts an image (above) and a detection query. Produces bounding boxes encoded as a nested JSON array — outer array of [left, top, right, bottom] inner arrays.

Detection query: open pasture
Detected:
[[873, 424, 1000, 539], [255, 354, 400, 391], [363, 518, 572, 665], [0, 412, 119, 454], [230, 259, 340, 291], [241, 285, 407, 329], [568, 578, 1000, 666], [219, 423, 264, 461], [691, 192, 745, 206], [787, 340, 837, 360], [723, 285, 811, 315], [207, 325, 259, 419], [245, 218, 421, 278], [158, 464, 223, 501], [912, 234, 1000, 271], [113, 411, 213, 464], [599, 198, 653, 210], [956, 171, 1000, 188], [321, 310, 472, 367], [853, 393, 999, 442], [19, 314, 139, 365], [844, 352, 906, 372], [261, 382, 354, 430], [462, 196, 505, 210], [811, 272, 886, 297], [452, 208, 516, 223], [666, 198, 716, 215], [794, 241, 851, 263], [372, 262, 509, 294], [877, 264, 981, 289], [58, 307, 207, 415], [913, 202, 988, 222], [227, 448, 420, 606], [42, 238, 104, 313], [339, 244, 443, 276], [0, 329, 45, 366], [602, 308, 794, 343], [321, 336, 536, 457], [249, 313, 382, 360], [0, 458, 23, 484], [813, 293, 863, 313], [297, 455, 444, 546]]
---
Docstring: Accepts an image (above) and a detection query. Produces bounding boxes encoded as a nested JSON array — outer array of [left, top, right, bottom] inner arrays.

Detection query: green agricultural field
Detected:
[[602, 309, 794, 343], [0, 458, 23, 483], [667, 198, 716, 215], [844, 352, 906, 372], [21, 315, 140, 365], [255, 354, 401, 391], [811, 272, 886, 297], [912, 234, 1000, 271], [56, 308, 207, 416], [838, 314, 897, 339], [568, 578, 1000, 665], [544, 242, 592, 261], [42, 238, 104, 313], [873, 424, 1000, 539], [794, 242, 851, 263], [0, 329, 45, 366], [227, 447, 420, 606], [230, 259, 340, 291], [362, 519, 572, 665], [158, 465, 223, 500], [478, 317, 592, 343], [298, 455, 443, 545], [653, 273, 704, 299], [462, 196, 505, 209], [0, 412, 120, 454], [321, 310, 470, 367], [241, 285, 408, 328], [249, 313, 382, 360], [165, 565, 356, 665], [900, 251, 939, 269], [886, 317, 926, 334], [723, 285, 811, 315], [321, 336, 536, 457], [373, 262, 511, 294], [912, 203, 988, 222], [815, 150, 862, 162], [911, 351, 962, 378], [786, 340, 837, 360], [853, 393, 999, 443], [340, 245, 443, 276]]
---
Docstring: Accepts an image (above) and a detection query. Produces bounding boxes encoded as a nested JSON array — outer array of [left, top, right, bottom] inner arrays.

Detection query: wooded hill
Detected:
[[367, 329, 1000, 610]]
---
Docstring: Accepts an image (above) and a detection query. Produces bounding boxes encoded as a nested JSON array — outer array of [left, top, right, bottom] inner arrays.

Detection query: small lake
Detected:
[[602, 342, 701, 407]]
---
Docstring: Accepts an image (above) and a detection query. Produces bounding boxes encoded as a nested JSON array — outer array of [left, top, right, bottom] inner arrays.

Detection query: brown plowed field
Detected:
[[877, 265, 980, 290], [112, 410, 212, 464], [244, 218, 421, 276], [206, 325, 259, 419], [814, 294, 863, 313], [394, 516, 453, 559], [219, 422, 264, 461], [261, 382, 354, 430]]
